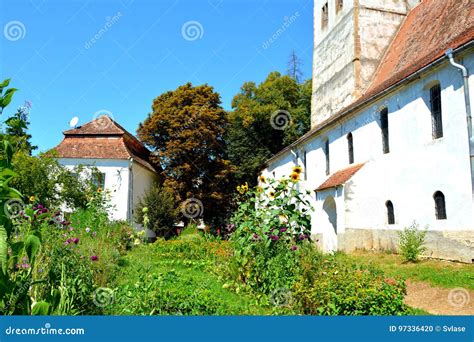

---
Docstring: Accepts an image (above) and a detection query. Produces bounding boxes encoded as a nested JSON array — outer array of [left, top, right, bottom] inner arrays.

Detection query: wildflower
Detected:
[[299, 234, 308, 241], [291, 245, 298, 251], [133, 239, 141, 246], [90, 255, 99, 261], [21, 263, 30, 269], [290, 172, 300, 182], [259, 175, 266, 184], [256, 186, 263, 193], [269, 235, 280, 241], [97, 187, 103, 193], [73, 238, 79, 244], [236, 182, 249, 195], [292, 165, 303, 174], [269, 191, 275, 199], [280, 227, 287, 233], [65, 238, 72, 245], [92, 231, 97, 237], [252, 233, 259, 240], [85, 227, 91, 233], [29, 195, 36, 202]]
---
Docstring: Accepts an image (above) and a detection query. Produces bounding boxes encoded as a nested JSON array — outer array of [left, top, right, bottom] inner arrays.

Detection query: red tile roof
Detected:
[[315, 163, 365, 191], [54, 116, 159, 173], [265, 0, 474, 167], [366, 0, 474, 96]]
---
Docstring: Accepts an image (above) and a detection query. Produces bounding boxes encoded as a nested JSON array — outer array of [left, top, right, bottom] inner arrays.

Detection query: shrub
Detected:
[[134, 184, 179, 238], [229, 168, 313, 295], [292, 254, 409, 315], [398, 222, 427, 262]]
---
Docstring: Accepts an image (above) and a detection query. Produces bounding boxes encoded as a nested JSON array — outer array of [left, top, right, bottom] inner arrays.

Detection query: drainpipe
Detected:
[[128, 158, 134, 224], [290, 149, 298, 164], [445, 48, 474, 201]]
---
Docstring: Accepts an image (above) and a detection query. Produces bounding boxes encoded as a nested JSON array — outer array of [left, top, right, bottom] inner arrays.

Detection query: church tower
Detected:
[[311, 0, 420, 127]]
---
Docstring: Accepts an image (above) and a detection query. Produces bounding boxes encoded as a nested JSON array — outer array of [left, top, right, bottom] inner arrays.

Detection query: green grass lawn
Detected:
[[106, 233, 272, 315], [342, 251, 474, 290]]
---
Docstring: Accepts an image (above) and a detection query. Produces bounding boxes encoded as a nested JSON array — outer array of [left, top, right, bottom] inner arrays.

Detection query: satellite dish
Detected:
[[69, 116, 79, 128]]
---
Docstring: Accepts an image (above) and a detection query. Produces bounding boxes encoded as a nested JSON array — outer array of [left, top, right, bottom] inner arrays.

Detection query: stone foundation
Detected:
[[338, 228, 474, 263]]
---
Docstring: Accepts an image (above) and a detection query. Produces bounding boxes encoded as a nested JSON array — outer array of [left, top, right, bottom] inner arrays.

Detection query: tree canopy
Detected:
[[137, 83, 235, 225], [226, 71, 311, 186]]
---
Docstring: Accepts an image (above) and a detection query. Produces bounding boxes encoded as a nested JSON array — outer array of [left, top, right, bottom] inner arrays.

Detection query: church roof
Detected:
[[265, 0, 474, 167], [366, 0, 474, 96], [53, 116, 159, 173], [315, 163, 365, 191]]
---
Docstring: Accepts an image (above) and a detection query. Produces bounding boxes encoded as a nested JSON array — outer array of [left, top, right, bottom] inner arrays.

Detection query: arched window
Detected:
[[430, 84, 443, 139], [380, 107, 390, 154], [386, 200, 395, 225], [347, 133, 354, 164], [324, 139, 330, 175], [434, 191, 447, 220]]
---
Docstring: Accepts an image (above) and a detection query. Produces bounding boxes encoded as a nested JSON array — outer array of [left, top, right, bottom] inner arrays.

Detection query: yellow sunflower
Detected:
[[236, 182, 249, 195], [290, 172, 300, 182], [259, 175, 266, 184], [97, 187, 103, 193], [29, 195, 36, 202], [269, 191, 275, 199], [256, 186, 263, 193], [292, 165, 303, 174]]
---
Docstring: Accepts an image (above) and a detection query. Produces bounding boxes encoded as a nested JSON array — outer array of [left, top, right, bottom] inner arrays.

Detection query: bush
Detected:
[[134, 184, 179, 238], [292, 253, 409, 315], [229, 167, 312, 295], [398, 222, 427, 262]]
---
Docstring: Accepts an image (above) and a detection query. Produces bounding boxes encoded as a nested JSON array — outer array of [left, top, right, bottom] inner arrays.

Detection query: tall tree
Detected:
[[4, 101, 37, 155], [226, 72, 311, 186], [287, 50, 303, 84], [137, 83, 235, 226]]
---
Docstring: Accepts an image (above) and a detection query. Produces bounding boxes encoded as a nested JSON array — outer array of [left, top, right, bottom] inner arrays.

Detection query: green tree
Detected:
[[226, 72, 311, 186], [4, 101, 37, 155], [137, 83, 235, 226]]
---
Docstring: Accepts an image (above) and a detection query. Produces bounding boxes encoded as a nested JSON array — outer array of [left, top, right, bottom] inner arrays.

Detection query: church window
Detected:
[[336, 0, 343, 14], [386, 200, 395, 225], [324, 139, 330, 175], [380, 108, 390, 154], [347, 132, 354, 164], [321, 3, 329, 29], [434, 191, 447, 220], [430, 84, 443, 139]]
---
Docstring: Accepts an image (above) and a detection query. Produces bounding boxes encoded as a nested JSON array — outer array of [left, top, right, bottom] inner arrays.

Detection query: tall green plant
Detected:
[[398, 221, 427, 263]]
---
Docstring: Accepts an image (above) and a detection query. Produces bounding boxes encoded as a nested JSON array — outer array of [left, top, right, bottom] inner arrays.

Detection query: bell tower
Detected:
[[311, 0, 420, 127]]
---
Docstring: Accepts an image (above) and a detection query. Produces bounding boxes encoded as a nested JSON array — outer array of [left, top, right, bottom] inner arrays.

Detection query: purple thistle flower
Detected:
[[73, 238, 79, 244], [291, 245, 298, 251], [280, 227, 287, 233], [270, 235, 280, 241], [21, 263, 30, 269], [90, 255, 99, 261], [252, 233, 259, 239], [299, 234, 308, 241]]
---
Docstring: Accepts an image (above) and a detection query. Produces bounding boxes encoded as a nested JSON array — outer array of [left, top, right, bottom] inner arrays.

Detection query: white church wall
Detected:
[[263, 51, 474, 261], [58, 158, 130, 222], [131, 161, 158, 235]]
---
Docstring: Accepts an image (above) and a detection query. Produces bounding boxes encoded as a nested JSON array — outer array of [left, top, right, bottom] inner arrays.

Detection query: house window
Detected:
[[380, 108, 390, 154], [430, 84, 443, 139], [321, 2, 329, 29], [324, 139, 330, 175], [336, 0, 343, 14], [93, 172, 106, 190], [347, 132, 354, 164], [434, 191, 447, 220], [386, 200, 395, 225], [272, 171, 276, 178]]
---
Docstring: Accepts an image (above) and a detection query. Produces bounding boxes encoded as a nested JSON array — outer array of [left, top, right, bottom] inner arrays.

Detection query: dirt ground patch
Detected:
[[405, 281, 474, 315]]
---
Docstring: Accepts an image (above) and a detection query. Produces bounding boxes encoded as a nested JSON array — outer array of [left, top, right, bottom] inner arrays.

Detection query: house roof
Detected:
[[265, 0, 474, 167], [53, 116, 159, 173], [315, 163, 365, 191]]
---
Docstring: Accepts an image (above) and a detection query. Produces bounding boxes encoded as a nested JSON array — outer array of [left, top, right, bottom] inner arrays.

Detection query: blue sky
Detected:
[[1, 0, 313, 152]]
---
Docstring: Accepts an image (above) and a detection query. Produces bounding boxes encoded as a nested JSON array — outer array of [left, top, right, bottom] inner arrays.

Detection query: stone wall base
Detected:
[[337, 228, 474, 263]]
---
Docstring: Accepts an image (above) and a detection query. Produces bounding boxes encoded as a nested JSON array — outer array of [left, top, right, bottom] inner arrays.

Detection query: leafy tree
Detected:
[[226, 72, 311, 186], [4, 101, 37, 155], [137, 83, 235, 226]]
